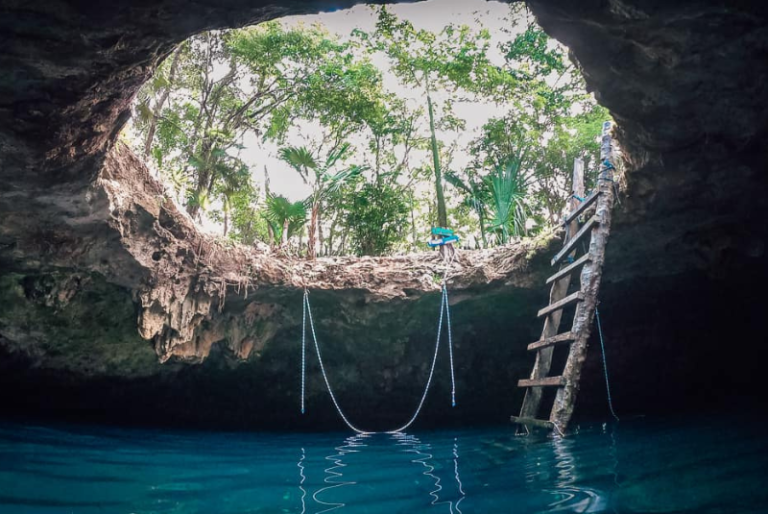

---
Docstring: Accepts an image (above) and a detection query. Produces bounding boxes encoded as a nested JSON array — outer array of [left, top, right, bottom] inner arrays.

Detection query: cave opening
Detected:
[[123, 0, 607, 261], [1, 0, 768, 436], [4, 0, 768, 510]]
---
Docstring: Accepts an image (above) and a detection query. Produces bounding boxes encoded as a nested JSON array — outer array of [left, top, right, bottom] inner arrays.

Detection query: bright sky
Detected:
[[243, 0, 526, 202]]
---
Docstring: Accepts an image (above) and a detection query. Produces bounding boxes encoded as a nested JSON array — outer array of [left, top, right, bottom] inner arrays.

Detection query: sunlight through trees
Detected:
[[129, 3, 609, 258]]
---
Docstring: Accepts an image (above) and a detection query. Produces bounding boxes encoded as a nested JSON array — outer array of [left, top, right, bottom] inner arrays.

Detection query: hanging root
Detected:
[[218, 280, 226, 313]]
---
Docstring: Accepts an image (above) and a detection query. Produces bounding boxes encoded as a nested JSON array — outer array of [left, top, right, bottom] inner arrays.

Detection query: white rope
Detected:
[[387, 288, 447, 433], [301, 289, 307, 415], [301, 277, 457, 433], [444, 285, 456, 407], [441, 246, 458, 408], [304, 290, 370, 434]]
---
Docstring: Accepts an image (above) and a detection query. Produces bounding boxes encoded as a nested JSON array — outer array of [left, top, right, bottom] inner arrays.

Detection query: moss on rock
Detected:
[[0, 272, 160, 378]]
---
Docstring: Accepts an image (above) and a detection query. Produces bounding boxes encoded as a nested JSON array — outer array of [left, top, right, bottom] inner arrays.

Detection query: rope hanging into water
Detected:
[[388, 284, 453, 434], [595, 307, 620, 422], [303, 289, 368, 433], [300, 283, 456, 434], [301, 288, 307, 415], [445, 285, 456, 408]]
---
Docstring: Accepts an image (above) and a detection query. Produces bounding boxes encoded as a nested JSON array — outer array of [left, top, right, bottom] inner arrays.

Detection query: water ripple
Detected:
[[0, 416, 767, 513]]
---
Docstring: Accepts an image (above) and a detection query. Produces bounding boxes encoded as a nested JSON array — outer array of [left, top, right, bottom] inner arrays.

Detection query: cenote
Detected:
[[3, 416, 768, 513], [3, 0, 768, 512]]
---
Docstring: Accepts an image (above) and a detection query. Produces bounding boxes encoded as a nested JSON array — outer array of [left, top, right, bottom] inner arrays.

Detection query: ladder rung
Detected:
[[510, 415, 554, 430], [537, 291, 584, 318], [546, 254, 591, 285], [564, 191, 601, 224], [527, 332, 576, 352], [518, 376, 566, 388], [551, 216, 598, 266]]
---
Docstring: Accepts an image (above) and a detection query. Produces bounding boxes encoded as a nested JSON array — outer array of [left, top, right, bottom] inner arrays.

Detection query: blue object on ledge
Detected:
[[431, 227, 454, 236], [428, 235, 459, 248]]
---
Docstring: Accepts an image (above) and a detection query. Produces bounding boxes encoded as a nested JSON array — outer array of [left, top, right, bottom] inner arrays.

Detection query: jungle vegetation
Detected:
[[130, 5, 608, 258]]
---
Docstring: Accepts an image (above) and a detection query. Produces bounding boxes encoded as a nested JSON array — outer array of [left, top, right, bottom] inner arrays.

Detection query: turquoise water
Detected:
[[1, 416, 767, 513]]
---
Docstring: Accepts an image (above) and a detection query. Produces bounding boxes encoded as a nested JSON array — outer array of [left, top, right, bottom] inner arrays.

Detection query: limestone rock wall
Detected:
[[2, 0, 768, 428]]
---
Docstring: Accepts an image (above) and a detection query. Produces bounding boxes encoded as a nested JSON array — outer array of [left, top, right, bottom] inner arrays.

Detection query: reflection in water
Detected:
[[5, 417, 768, 513], [313, 435, 367, 514], [299, 432, 465, 514], [538, 434, 608, 513], [453, 440, 466, 513], [393, 432, 466, 514], [298, 447, 307, 514]]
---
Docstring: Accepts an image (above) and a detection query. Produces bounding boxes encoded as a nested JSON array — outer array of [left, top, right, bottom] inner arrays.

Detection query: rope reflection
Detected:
[[298, 433, 466, 513]]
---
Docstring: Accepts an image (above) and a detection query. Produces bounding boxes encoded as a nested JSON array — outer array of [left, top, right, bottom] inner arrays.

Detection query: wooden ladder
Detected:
[[511, 123, 616, 434]]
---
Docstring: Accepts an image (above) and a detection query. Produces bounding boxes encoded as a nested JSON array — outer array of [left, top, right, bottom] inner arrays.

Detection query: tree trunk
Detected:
[[479, 211, 487, 248], [186, 178, 206, 218], [410, 194, 417, 249], [144, 47, 182, 161], [264, 165, 275, 244], [223, 209, 229, 237], [339, 226, 349, 256], [317, 209, 323, 257], [427, 93, 448, 229], [282, 219, 289, 245], [186, 197, 198, 217], [327, 212, 337, 256], [184, 57, 235, 218], [307, 203, 318, 260], [186, 134, 218, 218]]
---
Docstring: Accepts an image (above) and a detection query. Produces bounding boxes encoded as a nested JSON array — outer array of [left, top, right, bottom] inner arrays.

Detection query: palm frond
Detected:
[[325, 142, 352, 168], [319, 165, 365, 199], [187, 154, 205, 170], [485, 157, 530, 243], [443, 171, 472, 194], [278, 146, 318, 179], [264, 194, 307, 226]]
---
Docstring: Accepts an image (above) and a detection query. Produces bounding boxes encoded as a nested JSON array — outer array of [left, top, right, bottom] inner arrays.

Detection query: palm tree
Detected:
[[263, 194, 307, 245], [279, 143, 364, 259], [485, 157, 531, 244], [427, 94, 448, 230], [444, 169, 491, 248]]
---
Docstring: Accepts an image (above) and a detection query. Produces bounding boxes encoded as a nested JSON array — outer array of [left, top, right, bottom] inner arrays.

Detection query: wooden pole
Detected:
[[568, 157, 585, 269], [572, 158, 585, 216]]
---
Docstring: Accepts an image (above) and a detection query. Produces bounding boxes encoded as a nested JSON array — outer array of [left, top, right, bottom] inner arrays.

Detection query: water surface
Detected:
[[1, 416, 766, 513]]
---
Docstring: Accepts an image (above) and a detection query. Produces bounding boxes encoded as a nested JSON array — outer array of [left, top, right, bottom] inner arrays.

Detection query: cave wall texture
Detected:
[[1, 0, 767, 430]]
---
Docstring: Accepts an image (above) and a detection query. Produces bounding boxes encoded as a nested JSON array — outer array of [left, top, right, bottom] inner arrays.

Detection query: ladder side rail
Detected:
[[550, 125, 616, 429]]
